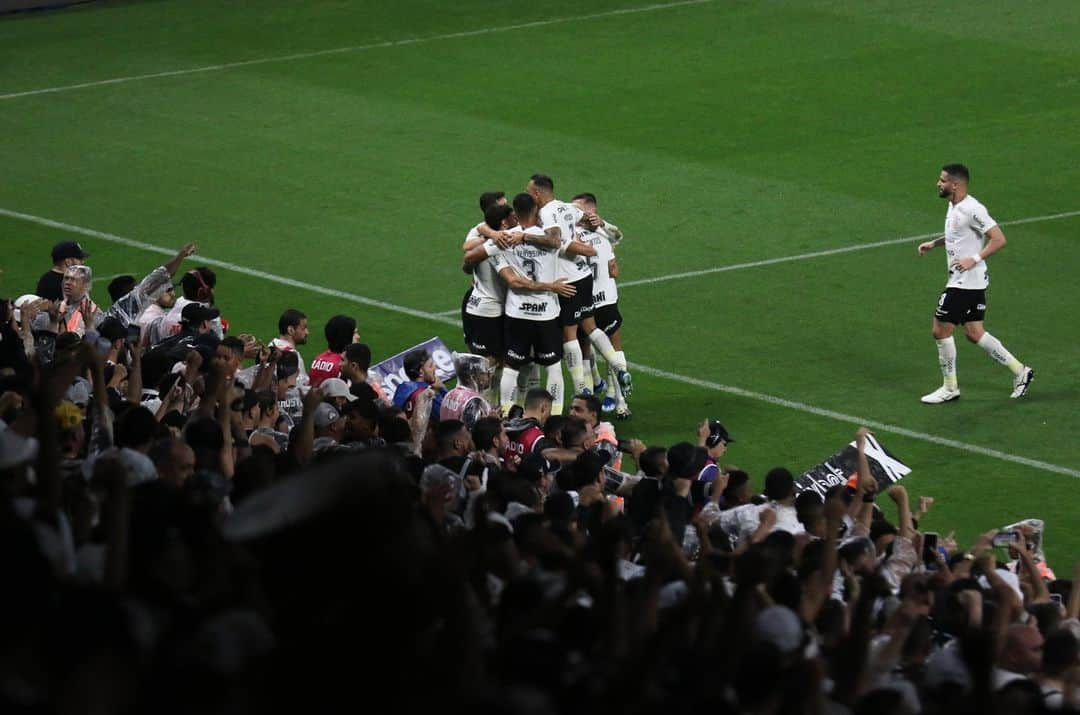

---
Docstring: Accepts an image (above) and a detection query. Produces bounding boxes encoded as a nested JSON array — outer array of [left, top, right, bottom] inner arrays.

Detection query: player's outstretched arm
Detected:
[[917, 235, 945, 256]]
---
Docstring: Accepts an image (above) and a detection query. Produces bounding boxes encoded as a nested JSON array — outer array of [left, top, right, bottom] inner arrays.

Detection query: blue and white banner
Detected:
[[795, 433, 911, 499], [370, 336, 456, 398]]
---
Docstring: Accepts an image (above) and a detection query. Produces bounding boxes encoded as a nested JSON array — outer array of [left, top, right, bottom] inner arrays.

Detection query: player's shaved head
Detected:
[[512, 192, 537, 219], [529, 174, 554, 193], [941, 163, 970, 183], [524, 388, 553, 410]]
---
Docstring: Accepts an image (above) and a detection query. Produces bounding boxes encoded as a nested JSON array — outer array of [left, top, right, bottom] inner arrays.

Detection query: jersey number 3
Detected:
[[522, 258, 538, 282]]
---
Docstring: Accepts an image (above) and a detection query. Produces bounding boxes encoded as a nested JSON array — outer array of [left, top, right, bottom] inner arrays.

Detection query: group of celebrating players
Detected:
[[457, 174, 633, 419]]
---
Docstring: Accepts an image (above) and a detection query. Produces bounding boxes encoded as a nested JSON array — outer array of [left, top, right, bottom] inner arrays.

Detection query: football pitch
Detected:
[[2, 0, 1078, 565]]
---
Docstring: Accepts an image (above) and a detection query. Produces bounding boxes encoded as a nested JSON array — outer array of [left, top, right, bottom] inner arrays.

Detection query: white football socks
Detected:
[[936, 337, 958, 390], [547, 363, 565, 415], [562, 340, 588, 395], [588, 329, 626, 371], [977, 333, 1024, 375], [501, 366, 520, 413]]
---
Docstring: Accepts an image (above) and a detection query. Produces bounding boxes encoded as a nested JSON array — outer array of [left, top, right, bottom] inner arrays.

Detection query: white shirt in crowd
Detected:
[[160, 296, 224, 340]]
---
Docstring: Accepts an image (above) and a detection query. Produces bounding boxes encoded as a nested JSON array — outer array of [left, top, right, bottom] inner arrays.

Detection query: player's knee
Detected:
[[964, 329, 983, 343]]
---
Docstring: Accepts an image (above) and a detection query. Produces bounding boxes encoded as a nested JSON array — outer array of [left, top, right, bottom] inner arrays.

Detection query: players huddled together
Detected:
[[0, 165, 1074, 714], [458, 174, 632, 420]]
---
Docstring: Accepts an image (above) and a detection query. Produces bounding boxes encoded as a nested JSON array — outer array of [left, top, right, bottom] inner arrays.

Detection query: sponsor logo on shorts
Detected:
[[976, 304, 986, 311], [507, 349, 527, 361], [537, 351, 557, 360], [470, 341, 488, 351]]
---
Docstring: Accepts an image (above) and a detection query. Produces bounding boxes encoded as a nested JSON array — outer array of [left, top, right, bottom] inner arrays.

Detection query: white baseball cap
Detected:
[[319, 378, 357, 402]]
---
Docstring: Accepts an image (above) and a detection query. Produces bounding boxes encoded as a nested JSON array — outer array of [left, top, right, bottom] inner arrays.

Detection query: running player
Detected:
[[917, 163, 1034, 403]]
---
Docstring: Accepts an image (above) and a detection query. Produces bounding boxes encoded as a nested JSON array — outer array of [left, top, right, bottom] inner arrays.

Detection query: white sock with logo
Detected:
[[501, 367, 520, 412], [562, 341, 588, 395], [977, 333, 1024, 375], [936, 337, 958, 390], [546, 363, 565, 415], [588, 329, 626, 370]]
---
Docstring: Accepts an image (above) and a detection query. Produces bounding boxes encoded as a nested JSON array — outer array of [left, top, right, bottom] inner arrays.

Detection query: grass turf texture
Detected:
[[2, 0, 1078, 565]]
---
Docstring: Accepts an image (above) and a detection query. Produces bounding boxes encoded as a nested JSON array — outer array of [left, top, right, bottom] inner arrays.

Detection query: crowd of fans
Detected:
[[0, 238, 1077, 714]]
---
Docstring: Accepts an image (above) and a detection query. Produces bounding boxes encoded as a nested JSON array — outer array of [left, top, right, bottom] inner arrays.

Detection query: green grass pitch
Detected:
[[2, 0, 1078, 565]]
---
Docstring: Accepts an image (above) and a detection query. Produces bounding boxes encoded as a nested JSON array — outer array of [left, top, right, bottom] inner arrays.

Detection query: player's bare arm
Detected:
[[917, 235, 946, 255], [462, 243, 489, 273], [524, 230, 561, 250], [497, 266, 577, 296], [951, 225, 1006, 273], [608, 258, 619, 279], [563, 239, 597, 257]]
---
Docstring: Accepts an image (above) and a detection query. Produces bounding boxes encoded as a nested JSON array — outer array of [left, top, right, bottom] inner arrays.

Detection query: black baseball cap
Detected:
[[706, 420, 735, 447], [518, 453, 561, 483], [52, 241, 90, 262], [181, 303, 220, 325]]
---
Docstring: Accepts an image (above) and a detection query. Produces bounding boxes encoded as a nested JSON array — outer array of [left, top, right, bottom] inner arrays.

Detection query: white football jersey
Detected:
[[539, 200, 591, 282], [492, 227, 565, 321], [944, 195, 996, 290], [464, 222, 483, 245], [465, 239, 506, 318], [579, 228, 618, 307]]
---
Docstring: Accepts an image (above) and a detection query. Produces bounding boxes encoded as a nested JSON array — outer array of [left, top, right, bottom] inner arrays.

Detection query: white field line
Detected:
[[618, 209, 1080, 288], [0, 0, 713, 101], [0, 207, 459, 326], [3, 204, 1076, 479], [631, 365, 1080, 480]]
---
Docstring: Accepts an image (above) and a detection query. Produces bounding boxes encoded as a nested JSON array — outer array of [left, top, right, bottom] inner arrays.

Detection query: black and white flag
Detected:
[[795, 433, 911, 500]]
